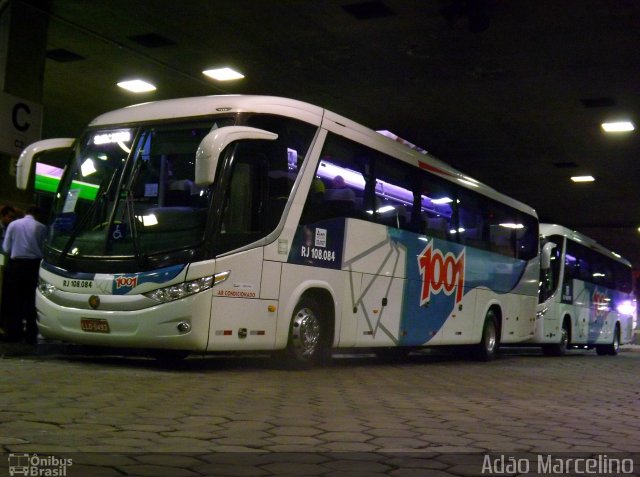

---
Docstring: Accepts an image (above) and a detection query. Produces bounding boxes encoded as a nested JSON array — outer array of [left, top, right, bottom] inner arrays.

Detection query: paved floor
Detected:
[[0, 344, 638, 476]]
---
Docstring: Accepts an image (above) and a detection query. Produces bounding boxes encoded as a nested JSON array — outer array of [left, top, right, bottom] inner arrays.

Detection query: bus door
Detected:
[[341, 220, 407, 347], [207, 147, 276, 351]]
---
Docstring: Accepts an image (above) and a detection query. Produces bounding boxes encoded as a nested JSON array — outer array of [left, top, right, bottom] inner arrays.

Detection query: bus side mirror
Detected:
[[541, 241, 557, 270], [16, 138, 75, 190], [195, 126, 278, 186]]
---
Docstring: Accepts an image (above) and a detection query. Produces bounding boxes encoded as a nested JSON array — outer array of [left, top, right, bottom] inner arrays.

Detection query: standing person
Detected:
[[2, 206, 47, 344], [0, 205, 17, 338], [0, 205, 17, 242]]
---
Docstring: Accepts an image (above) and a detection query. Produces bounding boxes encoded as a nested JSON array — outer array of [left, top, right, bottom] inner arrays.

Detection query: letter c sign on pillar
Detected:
[[12, 102, 31, 132], [0, 92, 43, 155]]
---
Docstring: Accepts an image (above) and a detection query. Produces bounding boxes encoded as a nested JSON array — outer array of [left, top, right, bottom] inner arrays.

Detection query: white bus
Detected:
[[17, 95, 540, 365], [535, 223, 636, 355]]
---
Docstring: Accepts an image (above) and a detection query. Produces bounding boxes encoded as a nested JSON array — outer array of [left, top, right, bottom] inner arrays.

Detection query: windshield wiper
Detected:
[[122, 186, 145, 268], [59, 175, 117, 262]]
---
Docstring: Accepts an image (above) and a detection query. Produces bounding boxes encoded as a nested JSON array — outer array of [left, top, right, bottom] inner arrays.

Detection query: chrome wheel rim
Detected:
[[292, 307, 321, 360]]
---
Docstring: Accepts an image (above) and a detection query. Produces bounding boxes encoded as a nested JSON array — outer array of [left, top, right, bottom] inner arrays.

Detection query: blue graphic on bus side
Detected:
[[390, 227, 527, 345], [560, 279, 629, 343], [112, 265, 185, 294], [582, 282, 628, 343], [290, 219, 528, 345]]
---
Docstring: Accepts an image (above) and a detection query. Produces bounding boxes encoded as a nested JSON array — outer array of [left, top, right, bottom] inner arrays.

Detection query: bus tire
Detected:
[[597, 324, 620, 356], [542, 319, 570, 356], [474, 310, 499, 361], [284, 297, 329, 368]]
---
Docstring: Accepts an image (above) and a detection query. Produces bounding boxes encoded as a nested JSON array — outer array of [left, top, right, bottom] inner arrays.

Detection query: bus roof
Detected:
[[89, 95, 325, 128], [89, 94, 537, 218], [540, 223, 631, 267]]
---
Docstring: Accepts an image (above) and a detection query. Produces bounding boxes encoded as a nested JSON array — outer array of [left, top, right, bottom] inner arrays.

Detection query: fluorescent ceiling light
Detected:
[[571, 175, 595, 183], [432, 197, 453, 204], [202, 67, 245, 81], [80, 159, 97, 177], [117, 79, 156, 93], [137, 214, 158, 227], [601, 121, 635, 133]]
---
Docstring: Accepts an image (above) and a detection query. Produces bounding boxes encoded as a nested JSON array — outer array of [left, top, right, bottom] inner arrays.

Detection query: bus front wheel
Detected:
[[474, 310, 499, 361], [284, 297, 329, 368], [543, 319, 570, 356]]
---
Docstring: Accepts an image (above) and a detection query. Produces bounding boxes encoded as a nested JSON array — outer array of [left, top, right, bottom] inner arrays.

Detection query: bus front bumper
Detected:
[[35, 290, 212, 351]]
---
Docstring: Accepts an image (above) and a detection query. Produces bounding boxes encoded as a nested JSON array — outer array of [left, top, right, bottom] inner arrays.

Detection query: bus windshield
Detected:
[[47, 119, 230, 268]]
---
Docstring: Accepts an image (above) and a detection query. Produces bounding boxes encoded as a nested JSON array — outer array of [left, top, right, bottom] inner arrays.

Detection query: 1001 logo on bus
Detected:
[[417, 241, 465, 307], [115, 275, 138, 289]]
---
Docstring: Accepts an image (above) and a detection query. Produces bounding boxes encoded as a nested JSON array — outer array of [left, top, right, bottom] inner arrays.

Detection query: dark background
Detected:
[[29, 0, 640, 270]]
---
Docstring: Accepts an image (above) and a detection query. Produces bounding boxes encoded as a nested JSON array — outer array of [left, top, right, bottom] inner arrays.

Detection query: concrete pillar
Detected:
[[0, 0, 49, 208]]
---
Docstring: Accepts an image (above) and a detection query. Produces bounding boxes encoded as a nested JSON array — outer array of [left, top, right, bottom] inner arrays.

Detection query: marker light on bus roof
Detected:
[[202, 67, 245, 81], [601, 121, 635, 133], [117, 79, 156, 93]]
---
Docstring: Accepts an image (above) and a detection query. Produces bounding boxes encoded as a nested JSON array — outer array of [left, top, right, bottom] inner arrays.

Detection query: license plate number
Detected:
[[81, 318, 110, 333]]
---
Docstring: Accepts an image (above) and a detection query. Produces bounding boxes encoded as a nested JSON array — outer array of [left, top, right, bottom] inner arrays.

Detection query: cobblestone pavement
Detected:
[[0, 344, 638, 476]]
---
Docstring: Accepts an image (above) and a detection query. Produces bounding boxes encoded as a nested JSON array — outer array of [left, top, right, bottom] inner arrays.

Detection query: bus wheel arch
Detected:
[[283, 288, 335, 368]]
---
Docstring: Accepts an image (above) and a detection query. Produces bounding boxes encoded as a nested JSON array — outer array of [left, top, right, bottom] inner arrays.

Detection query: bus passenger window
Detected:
[[456, 193, 485, 249], [301, 133, 371, 223]]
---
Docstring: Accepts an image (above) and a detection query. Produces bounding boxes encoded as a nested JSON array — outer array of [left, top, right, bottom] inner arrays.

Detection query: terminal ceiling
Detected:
[[29, 0, 640, 269]]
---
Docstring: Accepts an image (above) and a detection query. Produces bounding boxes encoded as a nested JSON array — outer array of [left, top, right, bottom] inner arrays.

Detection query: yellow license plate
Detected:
[[80, 318, 110, 333]]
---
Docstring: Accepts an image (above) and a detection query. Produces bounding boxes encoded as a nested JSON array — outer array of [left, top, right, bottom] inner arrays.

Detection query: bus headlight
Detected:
[[143, 271, 229, 303], [144, 276, 214, 303], [616, 300, 636, 316], [38, 278, 57, 297]]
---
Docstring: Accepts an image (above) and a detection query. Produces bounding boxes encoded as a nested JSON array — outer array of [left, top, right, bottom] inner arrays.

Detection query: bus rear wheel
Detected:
[[596, 324, 620, 356], [284, 297, 329, 368], [474, 310, 499, 361]]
